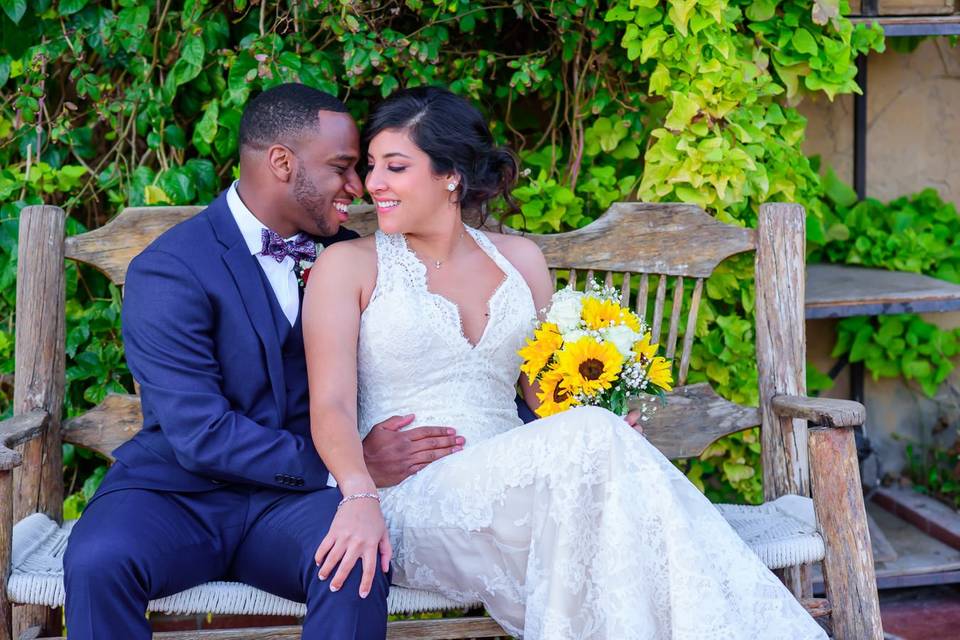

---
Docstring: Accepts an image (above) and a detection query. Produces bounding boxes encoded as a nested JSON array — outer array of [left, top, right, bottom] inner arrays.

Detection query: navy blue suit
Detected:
[[63, 191, 388, 638]]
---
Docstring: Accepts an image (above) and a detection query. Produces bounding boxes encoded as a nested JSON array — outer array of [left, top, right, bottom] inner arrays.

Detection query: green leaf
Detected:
[[746, 0, 778, 22], [822, 167, 858, 208], [0, 0, 25, 23], [665, 92, 700, 131], [791, 28, 818, 56], [59, 0, 88, 15]]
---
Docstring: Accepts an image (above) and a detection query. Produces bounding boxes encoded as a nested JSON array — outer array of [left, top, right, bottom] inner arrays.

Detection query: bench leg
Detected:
[[809, 426, 883, 640]]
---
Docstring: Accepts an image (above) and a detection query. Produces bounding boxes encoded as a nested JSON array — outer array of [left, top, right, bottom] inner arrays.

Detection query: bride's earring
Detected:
[[447, 182, 457, 191]]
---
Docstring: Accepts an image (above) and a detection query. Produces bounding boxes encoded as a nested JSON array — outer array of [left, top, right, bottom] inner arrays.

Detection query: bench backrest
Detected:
[[15, 200, 809, 526]]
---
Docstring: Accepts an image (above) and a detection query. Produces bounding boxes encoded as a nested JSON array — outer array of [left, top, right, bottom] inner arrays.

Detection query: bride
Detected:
[[302, 86, 827, 640]]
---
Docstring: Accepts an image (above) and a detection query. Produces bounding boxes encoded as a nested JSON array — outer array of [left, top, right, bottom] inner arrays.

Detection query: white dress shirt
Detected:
[[226, 182, 337, 488], [226, 182, 301, 326]]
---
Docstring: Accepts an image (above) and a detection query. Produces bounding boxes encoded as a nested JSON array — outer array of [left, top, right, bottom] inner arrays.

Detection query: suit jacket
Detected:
[[102, 190, 357, 498]]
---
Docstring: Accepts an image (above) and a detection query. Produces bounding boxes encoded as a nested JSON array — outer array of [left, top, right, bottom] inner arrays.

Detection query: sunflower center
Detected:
[[553, 385, 569, 403], [579, 358, 604, 380]]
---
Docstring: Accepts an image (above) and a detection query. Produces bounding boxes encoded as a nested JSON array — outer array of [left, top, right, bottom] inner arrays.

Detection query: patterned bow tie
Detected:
[[259, 229, 317, 264]]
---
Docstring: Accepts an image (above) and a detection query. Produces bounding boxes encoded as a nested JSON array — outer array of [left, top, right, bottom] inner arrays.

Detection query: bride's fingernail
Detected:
[[318, 573, 326, 580], [330, 584, 339, 592], [446, 428, 455, 435], [360, 590, 369, 599], [456, 437, 465, 444]]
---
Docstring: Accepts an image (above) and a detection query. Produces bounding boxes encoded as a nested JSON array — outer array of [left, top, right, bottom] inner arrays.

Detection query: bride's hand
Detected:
[[314, 497, 392, 598], [624, 409, 644, 435]]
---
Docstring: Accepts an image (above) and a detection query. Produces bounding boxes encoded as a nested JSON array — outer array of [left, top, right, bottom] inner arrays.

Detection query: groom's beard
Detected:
[[294, 167, 339, 237]]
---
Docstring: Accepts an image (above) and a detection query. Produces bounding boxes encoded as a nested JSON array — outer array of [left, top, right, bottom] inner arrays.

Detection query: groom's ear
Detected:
[[266, 144, 295, 183]]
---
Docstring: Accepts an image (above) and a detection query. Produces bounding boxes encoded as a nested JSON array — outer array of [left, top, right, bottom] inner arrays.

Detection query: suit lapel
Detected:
[[208, 193, 287, 416]]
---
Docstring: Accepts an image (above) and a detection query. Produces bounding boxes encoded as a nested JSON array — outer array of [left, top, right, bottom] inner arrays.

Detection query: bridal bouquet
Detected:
[[519, 282, 673, 419]]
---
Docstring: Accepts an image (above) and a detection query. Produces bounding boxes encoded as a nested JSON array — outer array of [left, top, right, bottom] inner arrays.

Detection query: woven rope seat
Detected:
[[6, 495, 823, 617]]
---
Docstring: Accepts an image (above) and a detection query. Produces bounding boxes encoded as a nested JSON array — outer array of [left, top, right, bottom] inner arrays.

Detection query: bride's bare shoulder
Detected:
[[483, 231, 551, 301], [313, 234, 377, 281], [484, 231, 547, 272]]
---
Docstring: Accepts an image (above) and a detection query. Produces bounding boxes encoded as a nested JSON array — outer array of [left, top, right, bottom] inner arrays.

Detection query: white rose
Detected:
[[601, 325, 639, 359], [546, 288, 584, 334], [562, 329, 591, 344]]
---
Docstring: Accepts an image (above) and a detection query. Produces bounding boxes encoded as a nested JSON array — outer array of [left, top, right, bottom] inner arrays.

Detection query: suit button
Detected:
[[274, 473, 284, 483]]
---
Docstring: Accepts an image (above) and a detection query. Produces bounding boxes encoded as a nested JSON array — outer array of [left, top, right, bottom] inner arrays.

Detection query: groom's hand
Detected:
[[362, 415, 465, 488], [624, 409, 644, 435]]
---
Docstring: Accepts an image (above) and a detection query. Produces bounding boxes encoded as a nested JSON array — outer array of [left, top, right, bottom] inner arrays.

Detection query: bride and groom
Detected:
[[63, 83, 826, 639]]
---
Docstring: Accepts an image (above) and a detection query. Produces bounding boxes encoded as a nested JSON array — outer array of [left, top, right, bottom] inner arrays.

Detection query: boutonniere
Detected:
[[294, 242, 323, 288]]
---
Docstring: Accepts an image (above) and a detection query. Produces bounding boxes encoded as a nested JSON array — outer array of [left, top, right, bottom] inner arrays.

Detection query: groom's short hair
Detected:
[[239, 83, 348, 151]]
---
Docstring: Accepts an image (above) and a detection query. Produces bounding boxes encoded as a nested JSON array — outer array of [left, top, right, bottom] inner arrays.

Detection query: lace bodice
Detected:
[[357, 226, 537, 443]]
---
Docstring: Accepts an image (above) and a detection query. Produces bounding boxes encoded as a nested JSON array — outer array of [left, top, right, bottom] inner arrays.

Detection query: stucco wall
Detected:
[[797, 38, 960, 480]]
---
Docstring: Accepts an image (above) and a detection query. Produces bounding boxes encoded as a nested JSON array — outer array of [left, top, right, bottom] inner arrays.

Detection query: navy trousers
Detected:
[[63, 473, 389, 639]]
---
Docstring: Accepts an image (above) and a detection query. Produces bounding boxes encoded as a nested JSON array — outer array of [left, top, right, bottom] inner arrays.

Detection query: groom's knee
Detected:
[[305, 557, 390, 610], [65, 519, 145, 596]]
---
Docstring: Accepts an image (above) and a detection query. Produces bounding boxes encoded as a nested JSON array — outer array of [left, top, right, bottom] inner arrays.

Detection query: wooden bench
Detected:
[[2, 201, 881, 639]]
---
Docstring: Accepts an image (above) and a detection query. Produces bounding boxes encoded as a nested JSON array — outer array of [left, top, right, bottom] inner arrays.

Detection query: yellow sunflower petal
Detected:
[[582, 296, 641, 332], [646, 356, 674, 392], [554, 336, 623, 397], [519, 322, 564, 380], [535, 367, 579, 417]]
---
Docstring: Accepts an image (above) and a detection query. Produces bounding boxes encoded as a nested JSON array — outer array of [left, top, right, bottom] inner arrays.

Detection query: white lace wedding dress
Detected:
[[356, 227, 827, 640]]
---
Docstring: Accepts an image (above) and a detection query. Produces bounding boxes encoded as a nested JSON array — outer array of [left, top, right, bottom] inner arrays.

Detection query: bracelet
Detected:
[[338, 492, 381, 508]]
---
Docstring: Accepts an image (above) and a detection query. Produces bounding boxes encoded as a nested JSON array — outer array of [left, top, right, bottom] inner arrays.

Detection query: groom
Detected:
[[63, 84, 468, 638]]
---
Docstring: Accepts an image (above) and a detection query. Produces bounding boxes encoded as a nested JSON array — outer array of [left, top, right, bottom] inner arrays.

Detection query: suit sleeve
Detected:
[[122, 249, 330, 490]]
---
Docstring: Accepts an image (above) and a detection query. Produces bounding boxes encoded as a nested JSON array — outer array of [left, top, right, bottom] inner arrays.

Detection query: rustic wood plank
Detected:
[[0, 470, 13, 640], [65, 206, 200, 285], [650, 274, 667, 345], [848, 0, 955, 16], [665, 276, 684, 360], [771, 395, 865, 428], [801, 597, 831, 619], [38, 617, 509, 640], [61, 385, 758, 466], [677, 278, 703, 387], [871, 486, 960, 552], [387, 617, 507, 639], [585, 269, 595, 286], [568, 268, 578, 291], [754, 203, 809, 501], [805, 263, 960, 319], [13, 205, 66, 637], [754, 203, 810, 599], [809, 426, 882, 640], [0, 411, 49, 451], [866, 511, 898, 564], [62, 394, 143, 462], [636, 273, 649, 323], [603, 270, 613, 290], [483, 203, 756, 277], [620, 272, 631, 307], [631, 383, 760, 459]]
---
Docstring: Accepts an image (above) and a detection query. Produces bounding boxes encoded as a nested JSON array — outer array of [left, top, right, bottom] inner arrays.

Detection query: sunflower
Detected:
[[632, 332, 659, 367], [646, 356, 674, 392], [581, 297, 641, 332], [519, 322, 564, 380], [555, 336, 623, 397], [535, 367, 579, 417]]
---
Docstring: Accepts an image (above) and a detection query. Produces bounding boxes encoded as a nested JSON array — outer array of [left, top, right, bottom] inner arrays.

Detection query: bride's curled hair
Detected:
[[362, 86, 519, 223]]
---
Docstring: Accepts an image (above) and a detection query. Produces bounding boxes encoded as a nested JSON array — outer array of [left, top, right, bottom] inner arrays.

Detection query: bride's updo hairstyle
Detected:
[[362, 86, 519, 224]]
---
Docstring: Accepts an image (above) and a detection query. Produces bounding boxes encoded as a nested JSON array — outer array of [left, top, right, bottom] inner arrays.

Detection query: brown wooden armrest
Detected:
[[0, 411, 49, 470], [771, 394, 865, 428]]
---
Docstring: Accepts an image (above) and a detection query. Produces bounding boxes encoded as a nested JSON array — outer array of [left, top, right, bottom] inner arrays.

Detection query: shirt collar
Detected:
[[226, 181, 299, 257]]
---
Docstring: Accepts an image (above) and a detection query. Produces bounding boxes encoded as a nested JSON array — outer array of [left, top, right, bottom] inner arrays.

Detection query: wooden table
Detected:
[[806, 264, 960, 319]]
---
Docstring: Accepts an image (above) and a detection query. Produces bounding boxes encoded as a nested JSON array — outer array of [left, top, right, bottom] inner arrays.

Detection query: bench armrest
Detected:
[[0, 410, 49, 471], [771, 395, 865, 428]]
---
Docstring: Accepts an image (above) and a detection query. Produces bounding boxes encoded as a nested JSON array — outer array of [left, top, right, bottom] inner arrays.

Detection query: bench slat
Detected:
[[67, 384, 758, 462]]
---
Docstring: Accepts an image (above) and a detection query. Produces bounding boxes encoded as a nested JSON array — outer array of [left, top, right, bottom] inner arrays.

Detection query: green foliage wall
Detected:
[[1, 0, 884, 506]]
